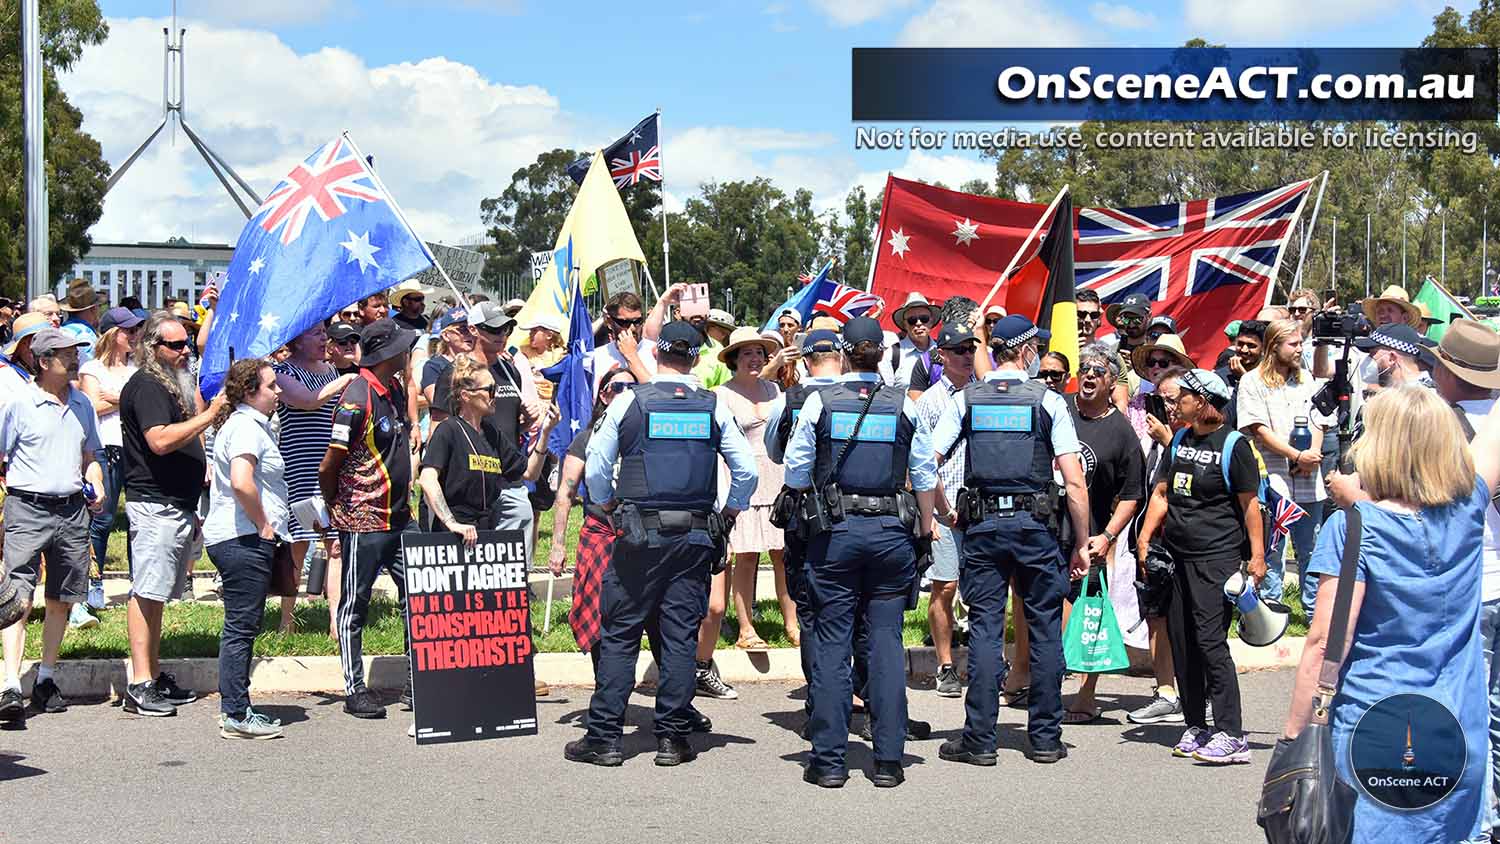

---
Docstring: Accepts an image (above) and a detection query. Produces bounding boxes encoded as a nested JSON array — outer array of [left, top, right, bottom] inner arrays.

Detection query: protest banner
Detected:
[[530, 249, 553, 283], [409, 242, 487, 296], [402, 529, 538, 744]]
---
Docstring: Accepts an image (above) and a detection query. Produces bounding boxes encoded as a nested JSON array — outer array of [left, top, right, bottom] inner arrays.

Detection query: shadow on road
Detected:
[[0, 751, 45, 781]]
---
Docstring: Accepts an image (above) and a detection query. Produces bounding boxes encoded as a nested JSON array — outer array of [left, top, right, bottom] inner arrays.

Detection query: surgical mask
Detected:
[[1024, 347, 1041, 379]]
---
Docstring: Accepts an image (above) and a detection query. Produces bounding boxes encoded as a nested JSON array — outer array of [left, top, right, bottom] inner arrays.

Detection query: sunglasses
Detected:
[[1080, 363, 1112, 378], [984, 316, 1002, 327], [1115, 313, 1145, 327], [1039, 369, 1066, 382], [464, 383, 497, 397], [157, 339, 191, 351], [339, 311, 359, 321], [1145, 356, 1175, 368], [405, 296, 425, 304], [905, 314, 932, 326], [1288, 306, 1312, 315], [606, 381, 633, 395], [332, 338, 358, 347], [945, 343, 978, 356], [610, 316, 645, 327], [1076, 310, 1102, 322], [476, 323, 513, 335]]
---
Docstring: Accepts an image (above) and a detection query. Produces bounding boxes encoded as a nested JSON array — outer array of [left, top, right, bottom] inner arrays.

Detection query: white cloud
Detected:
[[1090, 2, 1157, 29], [1183, 0, 1400, 39], [811, 0, 919, 27], [62, 17, 570, 245], [897, 0, 1083, 46]]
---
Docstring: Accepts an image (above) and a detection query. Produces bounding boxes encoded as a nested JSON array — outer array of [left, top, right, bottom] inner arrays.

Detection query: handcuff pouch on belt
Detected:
[[769, 485, 801, 530], [796, 484, 838, 540], [616, 503, 648, 548]]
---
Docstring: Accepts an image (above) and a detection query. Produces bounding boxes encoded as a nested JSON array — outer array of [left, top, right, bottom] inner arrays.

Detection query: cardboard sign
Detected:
[[409, 242, 487, 293], [599, 258, 639, 298], [679, 282, 710, 318], [402, 529, 538, 744], [530, 250, 554, 283]]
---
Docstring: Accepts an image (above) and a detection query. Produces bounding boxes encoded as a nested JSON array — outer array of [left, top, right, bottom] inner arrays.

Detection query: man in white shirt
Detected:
[[586, 291, 655, 395], [882, 292, 941, 393]]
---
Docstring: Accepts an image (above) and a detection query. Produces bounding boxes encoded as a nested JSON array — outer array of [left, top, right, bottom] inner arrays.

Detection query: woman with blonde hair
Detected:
[[1284, 386, 1500, 842], [77, 307, 145, 621]]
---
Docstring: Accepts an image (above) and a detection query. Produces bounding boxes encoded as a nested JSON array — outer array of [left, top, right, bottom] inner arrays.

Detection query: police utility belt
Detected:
[[952, 489, 1049, 528], [613, 502, 732, 571], [772, 484, 918, 540]]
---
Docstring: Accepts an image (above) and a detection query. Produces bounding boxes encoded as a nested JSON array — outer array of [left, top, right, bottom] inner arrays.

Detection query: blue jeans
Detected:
[[208, 535, 275, 719], [86, 446, 127, 607], [805, 514, 913, 771], [959, 511, 1068, 751], [1480, 598, 1500, 837], [1263, 498, 1324, 612]]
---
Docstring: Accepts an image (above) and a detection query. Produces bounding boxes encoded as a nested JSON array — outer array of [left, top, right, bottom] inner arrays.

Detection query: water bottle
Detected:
[[305, 545, 329, 596], [82, 480, 97, 506], [1290, 415, 1312, 452]]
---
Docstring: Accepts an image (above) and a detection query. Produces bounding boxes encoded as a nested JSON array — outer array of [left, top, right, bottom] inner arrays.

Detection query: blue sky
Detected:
[[73, 0, 1468, 246]]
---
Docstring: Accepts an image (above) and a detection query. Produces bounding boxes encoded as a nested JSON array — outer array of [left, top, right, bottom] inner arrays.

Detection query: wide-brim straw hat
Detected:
[[718, 325, 781, 364], [891, 292, 943, 328], [1131, 333, 1194, 378], [1361, 285, 1422, 328]]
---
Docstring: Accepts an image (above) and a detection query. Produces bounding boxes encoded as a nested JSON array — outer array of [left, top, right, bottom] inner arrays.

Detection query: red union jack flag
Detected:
[[1076, 178, 1315, 366], [1266, 484, 1308, 542], [255, 137, 385, 246], [609, 146, 661, 188]]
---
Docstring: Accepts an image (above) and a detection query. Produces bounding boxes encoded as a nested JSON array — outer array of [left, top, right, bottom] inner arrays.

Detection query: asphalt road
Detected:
[[0, 670, 1293, 843]]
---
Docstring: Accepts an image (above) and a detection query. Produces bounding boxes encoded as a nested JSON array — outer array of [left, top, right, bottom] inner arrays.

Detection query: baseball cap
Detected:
[[433, 307, 468, 332], [519, 312, 565, 335], [99, 306, 144, 334], [1148, 314, 1179, 334], [357, 319, 418, 367], [840, 317, 884, 351], [30, 328, 89, 357], [1106, 293, 1152, 326], [801, 328, 841, 352], [1178, 368, 1233, 408], [657, 320, 704, 358], [466, 301, 516, 332], [936, 323, 978, 349], [327, 322, 362, 343], [990, 315, 1050, 349]]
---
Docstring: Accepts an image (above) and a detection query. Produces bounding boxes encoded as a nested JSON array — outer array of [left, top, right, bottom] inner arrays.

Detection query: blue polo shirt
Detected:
[[0, 381, 103, 495]]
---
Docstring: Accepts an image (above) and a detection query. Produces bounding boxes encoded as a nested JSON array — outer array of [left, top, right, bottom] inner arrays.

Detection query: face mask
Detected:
[[1024, 347, 1041, 379]]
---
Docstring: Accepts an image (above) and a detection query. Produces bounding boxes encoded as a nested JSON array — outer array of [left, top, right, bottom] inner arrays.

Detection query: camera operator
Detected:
[[1312, 285, 1417, 383]]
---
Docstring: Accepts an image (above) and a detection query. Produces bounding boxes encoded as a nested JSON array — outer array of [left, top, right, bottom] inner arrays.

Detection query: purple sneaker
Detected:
[[1192, 731, 1251, 764], [1172, 726, 1209, 758]]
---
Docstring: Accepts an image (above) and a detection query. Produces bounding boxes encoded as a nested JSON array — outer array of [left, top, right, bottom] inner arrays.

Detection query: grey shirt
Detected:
[[204, 405, 290, 545], [0, 381, 102, 495]]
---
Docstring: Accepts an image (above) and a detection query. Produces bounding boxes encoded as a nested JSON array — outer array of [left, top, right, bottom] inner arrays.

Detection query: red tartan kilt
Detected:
[[569, 513, 617, 654]]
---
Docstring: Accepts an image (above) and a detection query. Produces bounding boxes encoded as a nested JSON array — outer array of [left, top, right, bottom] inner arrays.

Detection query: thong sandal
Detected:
[[1063, 707, 1103, 725], [736, 635, 770, 652]]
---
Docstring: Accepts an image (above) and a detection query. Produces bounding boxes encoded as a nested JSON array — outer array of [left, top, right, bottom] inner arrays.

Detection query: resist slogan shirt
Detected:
[[329, 369, 412, 532]]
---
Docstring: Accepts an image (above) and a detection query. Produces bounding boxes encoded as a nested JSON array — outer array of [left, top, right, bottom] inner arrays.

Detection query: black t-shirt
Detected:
[[431, 356, 525, 469], [566, 425, 592, 463], [1066, 396, 1145, 535], [419, 416, 519, 528], [120, 371, 207, 509], [420, 355, 452, 392], [393, 312, 429, 332], [1154, 425, 1259, 564], [335, 363, 360, 376], [1215, 365, 1242, 429]]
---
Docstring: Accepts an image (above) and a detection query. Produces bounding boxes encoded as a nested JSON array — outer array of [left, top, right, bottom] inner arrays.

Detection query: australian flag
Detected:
[[541, 238, 593, 461], [199, 134, 434, 396], [761, 260, 883, 332], [567, 112, 661, 188]]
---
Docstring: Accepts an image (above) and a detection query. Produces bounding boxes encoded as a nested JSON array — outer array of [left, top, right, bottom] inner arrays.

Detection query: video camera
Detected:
[[1310, 304, 1372, 344], [1309, 303, 1369, 468]]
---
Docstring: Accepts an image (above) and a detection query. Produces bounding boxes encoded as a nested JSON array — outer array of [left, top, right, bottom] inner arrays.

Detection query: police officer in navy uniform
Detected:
[[932, 314, 1091, 766], [764, 329, 843, 725], [784, 317, 937, 789], [569, 321, 758, 767]]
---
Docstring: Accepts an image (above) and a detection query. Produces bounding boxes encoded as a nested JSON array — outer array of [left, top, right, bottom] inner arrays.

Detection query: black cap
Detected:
[[327, 321, 362, 343], [1106, 293, 1152, 326], [657, 320, 704, 358], [357, 318, 417, 367], [840, 316, 884, 351], [1148, 314, 1178, 333], [936, 323, 977, 349]]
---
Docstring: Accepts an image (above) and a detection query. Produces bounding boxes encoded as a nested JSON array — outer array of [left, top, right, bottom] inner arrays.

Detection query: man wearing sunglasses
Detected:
[[588, 292, 656, 396], [390, 283, 432, 333], [1103, 292, 1153, 399], [887, 292, 942, 397], [1075, 289, 1103, 348]]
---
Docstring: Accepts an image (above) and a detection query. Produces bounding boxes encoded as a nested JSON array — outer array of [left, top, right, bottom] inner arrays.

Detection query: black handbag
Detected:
[[1256, 506, 1361, 844]]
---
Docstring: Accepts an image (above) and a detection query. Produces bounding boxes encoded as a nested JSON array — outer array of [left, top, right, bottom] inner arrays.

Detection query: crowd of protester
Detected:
[[0, 271, 1498, 834]]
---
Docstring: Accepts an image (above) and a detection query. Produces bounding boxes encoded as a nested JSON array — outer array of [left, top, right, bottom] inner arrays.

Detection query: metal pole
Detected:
[[1401, 212, 1407, 290], [1365, 213, 1371, 297], [23, 0, 47, 301], [1331, 216, 1337, 297], [1483, 208, 1488, 301], [1441, 211, 1447, 287], [1290, 171, 1327, 293], [655, 107, 670, 288]]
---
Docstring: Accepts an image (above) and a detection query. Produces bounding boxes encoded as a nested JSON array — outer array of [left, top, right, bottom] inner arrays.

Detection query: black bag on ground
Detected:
[[1256, 506, 1360, 844]]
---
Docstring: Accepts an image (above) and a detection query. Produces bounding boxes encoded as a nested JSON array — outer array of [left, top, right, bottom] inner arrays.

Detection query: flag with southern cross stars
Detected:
[[199, 134, 435, 397], [566, 112, 661, 188], [869, 174, 1051, 333]]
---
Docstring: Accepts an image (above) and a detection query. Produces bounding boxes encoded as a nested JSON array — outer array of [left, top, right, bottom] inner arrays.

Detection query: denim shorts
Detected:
[[929, 523, 962, 582]]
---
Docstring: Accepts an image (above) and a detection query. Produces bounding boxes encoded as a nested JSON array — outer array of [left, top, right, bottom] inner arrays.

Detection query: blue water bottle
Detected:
[[1289, 415, 1312, 452]]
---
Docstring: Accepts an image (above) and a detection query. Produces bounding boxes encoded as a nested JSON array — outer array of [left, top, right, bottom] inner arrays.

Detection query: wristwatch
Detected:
[[1102, 528, 1117, 543]]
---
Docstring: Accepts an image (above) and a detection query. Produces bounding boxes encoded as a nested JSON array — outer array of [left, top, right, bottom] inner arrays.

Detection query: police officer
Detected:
[[932, 314, 1090, 766], [569, 321, 758, 767], [764, 329, 843, 723], [784, 317, 937, 789]]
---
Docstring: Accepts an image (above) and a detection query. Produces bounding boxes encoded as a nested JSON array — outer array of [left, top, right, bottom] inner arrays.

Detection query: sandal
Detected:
[[1001, 686, 1030, 707], [736, 635, 770, 652], [1063, 707, 1103, 725]]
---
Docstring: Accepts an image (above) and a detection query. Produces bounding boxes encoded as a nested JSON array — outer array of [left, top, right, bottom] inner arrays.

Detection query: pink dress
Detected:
[[715, 380, 784, 553]]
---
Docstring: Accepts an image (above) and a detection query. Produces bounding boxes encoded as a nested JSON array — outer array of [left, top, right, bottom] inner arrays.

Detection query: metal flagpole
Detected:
[[23, 0, 47, 301], [1290, 172, 1328, 293], [1365, 213, 1372, 297], [1331, 216, 1337, 295], [1441, 210, 1447, 287], [1401, 211, 1407, 290], [655, 107, 670, 289], [1483, 208, 1488, 300]]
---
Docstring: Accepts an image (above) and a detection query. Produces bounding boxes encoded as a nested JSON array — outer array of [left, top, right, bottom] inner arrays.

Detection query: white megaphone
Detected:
[[1224, 570, 1289, 647]]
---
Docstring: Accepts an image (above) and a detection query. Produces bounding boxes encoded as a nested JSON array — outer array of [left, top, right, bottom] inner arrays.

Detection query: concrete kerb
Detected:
[[21, 637, 1301, 698]]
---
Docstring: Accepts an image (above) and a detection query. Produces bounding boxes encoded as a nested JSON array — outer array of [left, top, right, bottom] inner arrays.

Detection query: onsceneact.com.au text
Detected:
[[996, 66, 1477, 103]]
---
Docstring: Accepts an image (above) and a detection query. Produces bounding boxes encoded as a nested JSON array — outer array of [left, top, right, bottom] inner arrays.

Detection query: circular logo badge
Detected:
[[1349, 692, 1466, 811]]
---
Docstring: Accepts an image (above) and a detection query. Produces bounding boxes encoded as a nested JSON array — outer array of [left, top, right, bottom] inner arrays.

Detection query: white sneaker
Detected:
[[68, 603, 99, 630]]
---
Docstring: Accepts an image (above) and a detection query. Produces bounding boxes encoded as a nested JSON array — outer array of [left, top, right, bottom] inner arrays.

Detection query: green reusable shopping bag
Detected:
[[1062, 569, 1130, 674]]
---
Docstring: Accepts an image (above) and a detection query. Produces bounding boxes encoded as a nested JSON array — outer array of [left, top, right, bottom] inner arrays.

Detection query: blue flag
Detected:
[[199, 134, 434, 396], [567, 112, 661, 188], [760, 260, 834, 332], [541, 238, 593, 459]]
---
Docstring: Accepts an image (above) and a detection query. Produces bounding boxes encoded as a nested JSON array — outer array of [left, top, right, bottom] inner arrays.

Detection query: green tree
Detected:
[[0, 0, 110, 297]]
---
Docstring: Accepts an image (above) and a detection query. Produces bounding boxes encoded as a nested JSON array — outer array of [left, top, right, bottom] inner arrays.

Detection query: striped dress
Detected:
[[273, 360, 339, 542]]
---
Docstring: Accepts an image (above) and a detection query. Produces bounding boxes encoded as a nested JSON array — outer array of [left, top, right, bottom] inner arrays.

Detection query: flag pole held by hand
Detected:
[[976, 184, 1070, 322]]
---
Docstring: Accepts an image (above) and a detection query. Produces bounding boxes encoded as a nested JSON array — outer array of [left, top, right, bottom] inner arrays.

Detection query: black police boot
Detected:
[[654, 736, 698, 767], [938, 737, 998, 766], [564, 738, 623, 767], [870, 761, 905, 788], [1024, 740, 1069, 764], [802, 765, 849, 788], [687, 707, 712, 734], [856, 715, 931, 741]]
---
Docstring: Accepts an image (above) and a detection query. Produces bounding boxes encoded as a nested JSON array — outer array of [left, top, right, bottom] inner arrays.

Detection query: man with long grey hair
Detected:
[[118, 313, 223, 716]]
